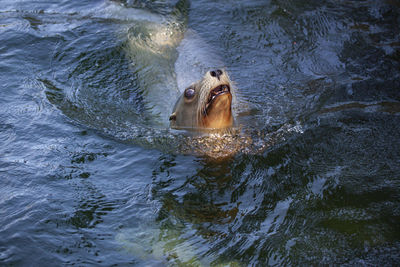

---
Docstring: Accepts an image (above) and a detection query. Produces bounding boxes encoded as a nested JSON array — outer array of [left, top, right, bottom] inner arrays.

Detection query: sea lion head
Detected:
[[169, 69, 234, 130]]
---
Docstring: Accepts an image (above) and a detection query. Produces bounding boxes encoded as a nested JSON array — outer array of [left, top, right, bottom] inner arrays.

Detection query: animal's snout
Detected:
[[210, 69, 223, 80]]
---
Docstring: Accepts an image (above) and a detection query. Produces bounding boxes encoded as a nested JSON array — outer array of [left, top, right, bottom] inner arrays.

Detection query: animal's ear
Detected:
[[169, 113, 176, 121]]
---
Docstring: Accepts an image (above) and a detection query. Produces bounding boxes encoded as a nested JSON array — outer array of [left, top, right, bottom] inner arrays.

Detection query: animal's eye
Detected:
[[184, 88, 195, 99]]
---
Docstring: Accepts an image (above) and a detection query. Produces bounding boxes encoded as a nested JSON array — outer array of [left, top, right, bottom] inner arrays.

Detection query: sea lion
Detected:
[[169, 69, 234, 129], [117, 0, 235, 130]]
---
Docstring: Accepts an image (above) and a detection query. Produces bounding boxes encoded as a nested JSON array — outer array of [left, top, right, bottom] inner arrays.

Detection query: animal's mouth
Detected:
[[206, 84, 231, 109]]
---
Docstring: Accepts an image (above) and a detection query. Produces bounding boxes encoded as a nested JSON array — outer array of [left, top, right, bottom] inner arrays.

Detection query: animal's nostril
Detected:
[[210, 69, 223, 79]]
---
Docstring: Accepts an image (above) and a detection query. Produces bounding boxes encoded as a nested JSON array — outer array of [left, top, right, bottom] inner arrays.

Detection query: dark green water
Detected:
[[1, 0, 400, 266]]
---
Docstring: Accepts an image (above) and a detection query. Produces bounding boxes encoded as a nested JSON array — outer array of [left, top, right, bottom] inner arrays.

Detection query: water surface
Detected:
[[1, 0, 400, 265]]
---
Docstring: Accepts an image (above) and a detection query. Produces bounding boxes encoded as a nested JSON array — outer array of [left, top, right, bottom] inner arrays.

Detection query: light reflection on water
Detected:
[[0, 0, 400, 266]]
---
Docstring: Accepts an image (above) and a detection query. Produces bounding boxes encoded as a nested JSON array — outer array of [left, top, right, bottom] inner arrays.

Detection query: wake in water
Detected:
[[41, 0, 303, 158]]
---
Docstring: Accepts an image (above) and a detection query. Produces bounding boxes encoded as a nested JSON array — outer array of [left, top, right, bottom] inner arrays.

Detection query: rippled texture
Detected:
[[1, 0, 400, 266]]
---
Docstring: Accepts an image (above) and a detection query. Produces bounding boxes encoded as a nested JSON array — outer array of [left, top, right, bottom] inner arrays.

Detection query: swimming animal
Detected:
[[121, 0, 235, 128]]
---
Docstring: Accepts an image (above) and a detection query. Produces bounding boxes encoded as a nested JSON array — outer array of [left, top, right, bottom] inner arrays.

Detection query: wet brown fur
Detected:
[[170, 70, 235, 129]]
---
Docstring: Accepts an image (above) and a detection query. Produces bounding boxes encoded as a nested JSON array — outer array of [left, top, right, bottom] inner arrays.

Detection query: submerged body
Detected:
[[123, 0, 236, 128]]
